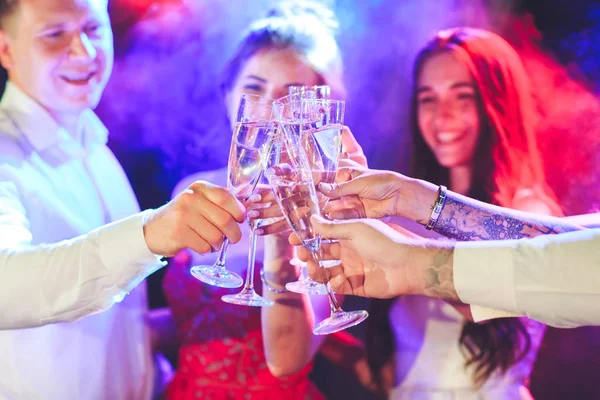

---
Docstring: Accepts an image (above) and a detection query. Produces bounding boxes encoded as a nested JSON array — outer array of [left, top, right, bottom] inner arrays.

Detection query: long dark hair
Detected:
[[367, 27, 562, 393]]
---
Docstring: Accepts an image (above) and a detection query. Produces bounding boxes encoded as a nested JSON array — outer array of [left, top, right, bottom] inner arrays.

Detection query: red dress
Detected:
[[163, 258, 324, 400]]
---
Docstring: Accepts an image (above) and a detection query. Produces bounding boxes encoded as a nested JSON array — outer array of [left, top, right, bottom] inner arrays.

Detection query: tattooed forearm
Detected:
[[433, 194, 578, 241], [422, 246, 460, 301]]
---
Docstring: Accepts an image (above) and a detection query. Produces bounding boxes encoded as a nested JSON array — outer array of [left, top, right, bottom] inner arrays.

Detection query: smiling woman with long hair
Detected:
[[365, 27, 562, 399]]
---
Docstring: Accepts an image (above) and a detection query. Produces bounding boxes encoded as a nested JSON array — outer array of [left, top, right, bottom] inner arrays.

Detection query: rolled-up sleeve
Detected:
[[454, 229, 600, 328]]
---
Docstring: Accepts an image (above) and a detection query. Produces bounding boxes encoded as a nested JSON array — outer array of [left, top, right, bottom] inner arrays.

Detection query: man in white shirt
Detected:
[[288, 167, 600, 329], [0, 0, 247, 398]]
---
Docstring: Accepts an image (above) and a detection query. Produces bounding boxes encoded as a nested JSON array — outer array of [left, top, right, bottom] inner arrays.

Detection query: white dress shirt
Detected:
[[0, 82, 162, 399], [454, 228, 600, 328]]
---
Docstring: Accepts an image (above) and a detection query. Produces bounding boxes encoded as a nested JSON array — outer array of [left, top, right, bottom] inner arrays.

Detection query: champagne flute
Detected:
[[288, 84, 331, 100], [267, 100, 368, 335], [220, 95, 277, 307], [191, 94, 275, 290], [300, 97, 345, 206], [274, 93, 344, 295]]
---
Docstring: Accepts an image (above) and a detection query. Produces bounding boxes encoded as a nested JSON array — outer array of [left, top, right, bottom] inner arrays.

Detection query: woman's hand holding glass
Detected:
[[321, 167, 439, 224]]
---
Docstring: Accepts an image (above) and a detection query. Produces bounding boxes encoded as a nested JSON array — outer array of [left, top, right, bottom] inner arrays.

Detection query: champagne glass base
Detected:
[[221, 288, 275, 307], [313, 310, 369, 335], [191, 265, 243, 288], [286, 279, 328, 295]]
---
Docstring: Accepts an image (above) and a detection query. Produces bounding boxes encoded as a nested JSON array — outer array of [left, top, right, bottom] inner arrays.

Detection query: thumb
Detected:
[[340, 126, 362, 154], [311, 215, 352, 240]]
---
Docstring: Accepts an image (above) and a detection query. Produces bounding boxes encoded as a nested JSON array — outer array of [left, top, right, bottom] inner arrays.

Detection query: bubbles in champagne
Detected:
[[228, 122, 274, 200], [304, 123, 343, 175], [267, 171, 321, 247]]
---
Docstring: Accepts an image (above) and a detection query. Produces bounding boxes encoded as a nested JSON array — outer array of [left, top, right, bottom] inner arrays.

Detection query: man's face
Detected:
[[0, 0, 113, 116]]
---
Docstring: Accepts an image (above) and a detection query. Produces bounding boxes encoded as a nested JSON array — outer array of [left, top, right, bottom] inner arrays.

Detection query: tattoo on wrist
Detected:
[[422, 247, 459, 301], [434, 196, 562, 241]]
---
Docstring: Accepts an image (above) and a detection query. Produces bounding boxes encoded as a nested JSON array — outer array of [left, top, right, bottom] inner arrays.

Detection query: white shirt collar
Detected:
[[0, 81, 108, 152]]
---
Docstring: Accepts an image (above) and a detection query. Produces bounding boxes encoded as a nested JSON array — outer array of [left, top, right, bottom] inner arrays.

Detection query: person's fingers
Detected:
[[169, 187, 242, 249], [328, 266, 354, 295], [319, 168, 368, 199], [244, 193, 262, 206], [306, 260, 345, 288], [335, 166, 365, 184], [349, 153, 368, 168], [193, 196, 243, 244], [322, 197, 367, 220], [289, 232, 303, 246], [323, 241, 342, 260], [340, 126, 361, 154], [249, 185, 276, 203], [340, 126, 360, 151], [295, 241, 340, 262], [306, 258, 321, 281], [318, 181, 348, 198], [254, 218, 291, 236], [258, 190, 277, 204], [310, 215, 353, 240], [340, 126, 369, 168], [296, 245, 312, 262], [186, 212, 229, 251], [197, 181, 247, 223], [178, 227, 213, 255], [339, 151, 368, 169], [326, 208, 365, 220], [338, 158, 365, 169], [322, 197, 354, 213], [248, 204, 282, 219]]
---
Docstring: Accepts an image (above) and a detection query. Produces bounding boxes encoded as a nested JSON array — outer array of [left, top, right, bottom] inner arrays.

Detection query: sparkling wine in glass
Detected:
[[288, 84, 331, 100], [191, 94, 274, 292], [265, 126, 368, 335], [300, 98, 345, 208], [221, 95, 277, 307], [273, 93, 345, 294]]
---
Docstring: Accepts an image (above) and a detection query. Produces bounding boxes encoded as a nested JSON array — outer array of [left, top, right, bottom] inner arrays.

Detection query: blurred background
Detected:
[[9, 0, 598, 398]]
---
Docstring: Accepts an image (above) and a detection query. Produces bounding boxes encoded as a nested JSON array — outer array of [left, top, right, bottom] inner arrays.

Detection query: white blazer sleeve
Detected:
[[0, 178, 164, 330], [454, 229, 600, 328]]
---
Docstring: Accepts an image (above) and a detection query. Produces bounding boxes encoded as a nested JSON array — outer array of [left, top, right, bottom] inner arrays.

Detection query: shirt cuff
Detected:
[[93, 210, 166, 295], [454, 239, 521, 316], [470, 305, 523, 322]]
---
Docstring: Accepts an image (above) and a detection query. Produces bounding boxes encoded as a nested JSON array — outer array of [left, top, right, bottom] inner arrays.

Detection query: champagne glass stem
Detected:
[[311, 245, 342, 313], [215, 238, 230, 267], [298, 266, 309, 284], [243, 221, 259, 290], [221, 218, 273, 307]]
